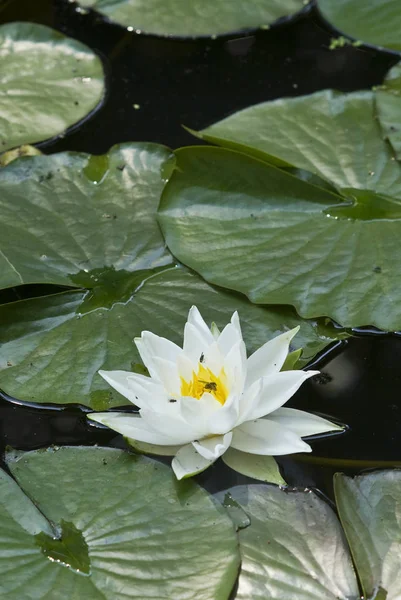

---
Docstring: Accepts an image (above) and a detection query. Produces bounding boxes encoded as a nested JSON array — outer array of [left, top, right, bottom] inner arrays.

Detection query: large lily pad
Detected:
[[159, 145, 401, 330], [221, 485, 359, 599], [76, 0, 305, 37], [200, 90, 401, 197], [317, 0, 401, 52], [376, 63, 401, 160], [334, 470, 401, 600], [0, 143, 173, 291], [0, 22, 104, 152], [0, 446, 239, 599], [0, 267, 345, 409]]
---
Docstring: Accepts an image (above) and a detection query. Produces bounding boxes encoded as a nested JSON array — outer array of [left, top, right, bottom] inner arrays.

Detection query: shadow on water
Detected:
[[1, 0, 401, 501]]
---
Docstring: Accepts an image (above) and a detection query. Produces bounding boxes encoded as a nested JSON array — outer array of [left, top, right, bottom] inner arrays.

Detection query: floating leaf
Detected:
[[0, 143, 173, 291], [200, 90, 401, 197], [219, 485, 359, 599], [0, 22, 104, 152], [0, 267, 343, 408], [221, 448, 286, 485], [76, 0, 305, 37], [0, 446, 239, 599], [376, 63, 401, 160], [159, 145, 401, 329], [335, 470, 401, 600], [317, 0, 401, 52]]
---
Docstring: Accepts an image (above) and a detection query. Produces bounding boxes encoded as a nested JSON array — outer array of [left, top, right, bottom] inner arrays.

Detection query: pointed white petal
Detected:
[[267, 408, 343, 437], [123, 372, 170, 411], [217, 313, 243, 357], [172, 444, 215, 480], [183, 322, 210, 365], [141, 331, 182, 363], [231, 418, 311, 455], [224, 339, 247, 396], [88, 412, 179, 445], [239, 369, 319, 423], [192, 432, 232, 460], [151, 356, 181, 397], [208, 393, 240, 435], [211, 322, 220, 339], [98, 370, 141, 405], [176, 353, 196, 381], [140, 408, 200, 445], [203, 341, 224, 374], [246, 326, 300, 387], [187, 306, 214, 344], [134, 337, 159, 380], [179, 393, 220, 428]]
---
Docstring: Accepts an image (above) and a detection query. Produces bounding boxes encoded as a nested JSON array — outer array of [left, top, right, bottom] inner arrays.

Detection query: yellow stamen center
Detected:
[[181, 364, 228, 405]]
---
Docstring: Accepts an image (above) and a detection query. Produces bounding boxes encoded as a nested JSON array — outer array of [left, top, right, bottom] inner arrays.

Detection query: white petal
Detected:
[[126, 438, 183, 456], [192, 432, 232, 460], [98, 370, 141, 405], [140, 407, 200, 445], [202, 341, 224, 373], [172, 444, 215, 480], [179, 393, 220, 428], [224, 339, 247, 396], [141, 331, 182, 363], [239, 369, 319, 423], [177, 353, 196, 381], [88, 412, 179, 445], [217, 312, 243, 357], [134, 337, 158, 380], [231, 418, 311, 455], [187, 306, 214, 344], [151, 356, 181, 397], [246, 326, 300, 387], [208, 393, 240, 435], [267, 407, 343, 437], [183, 322, 210, 365], [125, 372, 170, 411], [211, 322, 220, 339]]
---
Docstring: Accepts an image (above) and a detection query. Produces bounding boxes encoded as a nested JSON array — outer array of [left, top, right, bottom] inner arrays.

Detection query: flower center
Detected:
[[180, 364, 228, 405]]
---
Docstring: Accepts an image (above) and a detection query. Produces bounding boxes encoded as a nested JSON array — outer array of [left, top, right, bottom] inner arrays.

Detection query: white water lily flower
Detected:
[[89, 307, 342, 480]]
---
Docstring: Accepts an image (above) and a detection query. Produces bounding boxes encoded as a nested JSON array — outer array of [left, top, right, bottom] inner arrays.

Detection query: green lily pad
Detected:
[[0, 446, 239, 599], [200, 90, 401, 197], [334, 470, 401, 600], [159, 145, 401, 330], [0, 22, 104, 152], [220, 485, 359, 599], [376, 63, 401, 160], [0, 143, 173, 291], [317, 0, 401, 52], [0, 266, 345, 408], [76, 0, 305, 37]]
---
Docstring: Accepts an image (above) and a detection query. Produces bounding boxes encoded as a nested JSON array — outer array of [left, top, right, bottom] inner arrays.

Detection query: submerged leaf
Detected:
[[0, 22, 104, 152], [77, 0, 306, 37]]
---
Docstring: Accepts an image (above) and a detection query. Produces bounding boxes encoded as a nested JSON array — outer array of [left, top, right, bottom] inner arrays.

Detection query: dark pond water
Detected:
[[0, 0, 400, 498]]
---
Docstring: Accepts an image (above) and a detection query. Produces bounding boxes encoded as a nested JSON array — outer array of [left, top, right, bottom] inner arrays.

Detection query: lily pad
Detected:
[[0, 446, 239, 599], [376, 63, 401, 160], [334, 470, 401, 600], [159, 145, 401, 330], [317, 0, 401, 52], [76, 0, 306, 37], [0, 143, 173, 291], [0, 266, 345, 408], [220, 485, 359, 599], [200, 90, 401, 197], [0, 22, 104, 152]]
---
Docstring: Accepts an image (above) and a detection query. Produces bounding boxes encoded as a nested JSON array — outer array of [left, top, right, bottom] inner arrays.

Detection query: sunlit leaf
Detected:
[[0, 446, 239, 599], [219, 484, 359, 599], [0, 267, 343, 408], [0, 22, 104, 152], [76, 0, 306, 37], [159, 145, 401, 330], [335, 470, 401, 600], [317, 0, 401, 52]]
